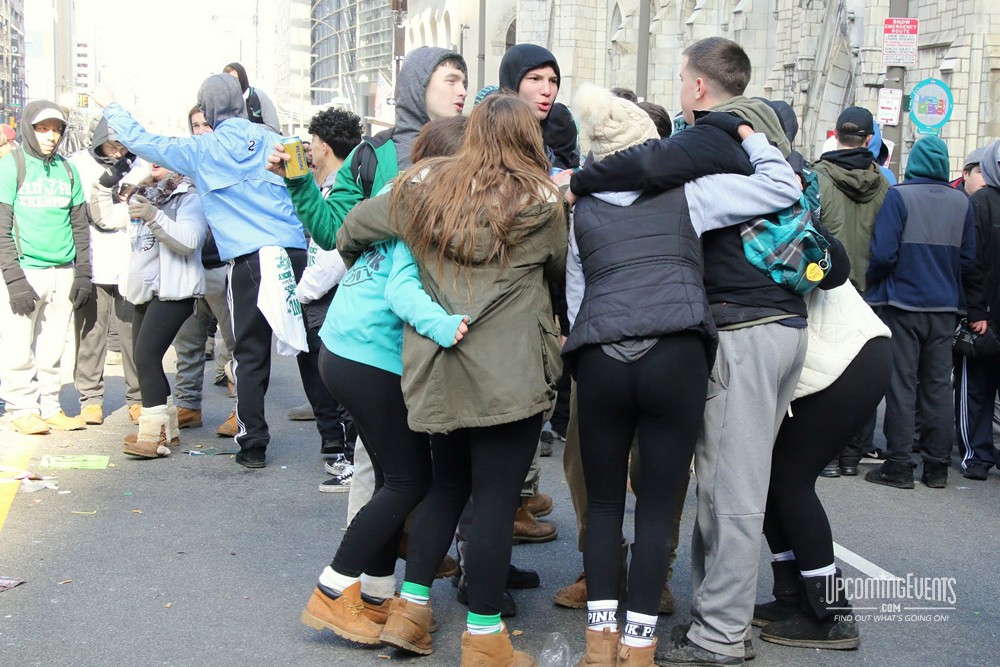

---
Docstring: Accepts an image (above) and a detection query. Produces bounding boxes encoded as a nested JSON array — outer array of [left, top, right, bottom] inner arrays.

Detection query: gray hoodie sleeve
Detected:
[[565, 214, 584, 329], [256, 89, 282, 135], [683, 133, 801, 236]]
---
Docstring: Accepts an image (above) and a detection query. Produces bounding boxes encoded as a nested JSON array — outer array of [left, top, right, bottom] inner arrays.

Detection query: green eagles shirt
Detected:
[[0, 151, 84, 269]]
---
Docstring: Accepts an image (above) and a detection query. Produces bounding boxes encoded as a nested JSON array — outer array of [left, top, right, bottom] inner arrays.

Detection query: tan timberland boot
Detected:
[[379, 597, 434, 655]]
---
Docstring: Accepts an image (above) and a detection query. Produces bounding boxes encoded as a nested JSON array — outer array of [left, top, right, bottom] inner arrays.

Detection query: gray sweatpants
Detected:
[[173, 266, 236, 410], [687, 323, 807, 658], [74, 282, 140, 406]]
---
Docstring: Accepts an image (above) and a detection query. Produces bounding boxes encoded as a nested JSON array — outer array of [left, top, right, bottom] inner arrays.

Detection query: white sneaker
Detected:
[[319, 464, 354, 493], [324, 454, 348, 476]]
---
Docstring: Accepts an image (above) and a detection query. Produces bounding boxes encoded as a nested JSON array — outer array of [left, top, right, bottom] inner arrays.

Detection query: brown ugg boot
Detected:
[[123, 412, 171, 459], [577, 628, 620, 666], [379, 597, 434, 655], [460, 626, 536, 667], [299, 582, 382, 645], [616, 638, 657, 667]]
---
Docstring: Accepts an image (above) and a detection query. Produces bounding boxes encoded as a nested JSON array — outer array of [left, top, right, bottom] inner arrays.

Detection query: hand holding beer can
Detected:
[[282, 136, 310, 179]]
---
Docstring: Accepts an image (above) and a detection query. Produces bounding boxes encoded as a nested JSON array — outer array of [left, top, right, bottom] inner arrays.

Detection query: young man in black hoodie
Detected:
[[568, 37, 822, 665], [0, 101, 91, 435]]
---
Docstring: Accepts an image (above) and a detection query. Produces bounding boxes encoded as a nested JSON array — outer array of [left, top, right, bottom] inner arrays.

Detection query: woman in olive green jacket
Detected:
[[338, 93, 567, 665]]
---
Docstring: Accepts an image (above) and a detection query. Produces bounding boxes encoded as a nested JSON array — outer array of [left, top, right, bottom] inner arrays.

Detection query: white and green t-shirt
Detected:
[[0, 152, 84, 269]]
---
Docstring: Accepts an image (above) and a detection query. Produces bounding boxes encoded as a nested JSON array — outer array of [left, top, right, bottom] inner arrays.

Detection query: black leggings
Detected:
[[404, 414, 543, 616], [763, 337, 891, 571], [320, 348, 432, 578], [576, 334, 708, 616], [132, 297, 195, 407]]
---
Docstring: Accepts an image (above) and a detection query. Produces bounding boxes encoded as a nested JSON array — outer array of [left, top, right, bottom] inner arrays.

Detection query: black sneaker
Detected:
[[921, 462, 948, 488], [324, 453, 349, 476], [864, 461, 914, 489], [506, 564, 540, 589], [656, 635, 744, 665], [862, 448, 886, 460], [670, 623, 752, 662], [962, 463, 989, 480], [319, 464, 354, 493], [235, 447, 266, 469], [456, 576, 517, 617]]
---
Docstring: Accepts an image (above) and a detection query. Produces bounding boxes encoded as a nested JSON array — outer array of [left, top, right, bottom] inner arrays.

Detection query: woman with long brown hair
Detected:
[[337, 93, 567, 666]]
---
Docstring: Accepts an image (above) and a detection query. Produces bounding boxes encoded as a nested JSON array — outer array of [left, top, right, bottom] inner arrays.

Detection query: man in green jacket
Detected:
[[0, 101, 91, 435], [811, 106, 890, 295], [811, 106, 890, 475]]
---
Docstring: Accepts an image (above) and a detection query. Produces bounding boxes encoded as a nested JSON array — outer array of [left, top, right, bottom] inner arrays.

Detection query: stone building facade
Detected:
[[406, 0, 999, 174]]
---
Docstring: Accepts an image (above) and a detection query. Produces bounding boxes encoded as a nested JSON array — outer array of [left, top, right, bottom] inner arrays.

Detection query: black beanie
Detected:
[[499, 44, 560, 93]]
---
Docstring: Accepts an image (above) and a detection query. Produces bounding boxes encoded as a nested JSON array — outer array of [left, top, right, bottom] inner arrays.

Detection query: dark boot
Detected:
[[921, 462, 948, 488], [864, 460, 914, 489], [752, 560, 799, 627], [760, 570, 860, 650], [839, 441, 862, 476], [819, 459, 841, 478]]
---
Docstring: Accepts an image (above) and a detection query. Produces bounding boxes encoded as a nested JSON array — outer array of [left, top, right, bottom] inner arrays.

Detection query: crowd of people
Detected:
[[0, 37, 997, 667]]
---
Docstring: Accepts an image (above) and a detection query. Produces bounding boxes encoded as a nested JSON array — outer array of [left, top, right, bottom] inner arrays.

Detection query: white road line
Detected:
[[834, 542, 901, 580]]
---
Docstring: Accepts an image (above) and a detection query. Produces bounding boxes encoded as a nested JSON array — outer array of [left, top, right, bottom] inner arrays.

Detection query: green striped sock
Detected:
[[467, 611, 503, 635], [400, 581, 430, 605]]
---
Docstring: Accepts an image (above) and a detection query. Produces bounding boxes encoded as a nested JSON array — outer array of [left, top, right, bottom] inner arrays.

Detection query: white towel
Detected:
[[256, 246, 308, 355]]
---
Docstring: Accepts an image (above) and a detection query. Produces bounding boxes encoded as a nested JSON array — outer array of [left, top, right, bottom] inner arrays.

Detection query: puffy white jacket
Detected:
[[794, 283, 891, 400]]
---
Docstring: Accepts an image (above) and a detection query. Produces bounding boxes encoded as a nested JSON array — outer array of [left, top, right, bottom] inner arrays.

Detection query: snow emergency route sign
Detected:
[[883, 18, 919, 67]]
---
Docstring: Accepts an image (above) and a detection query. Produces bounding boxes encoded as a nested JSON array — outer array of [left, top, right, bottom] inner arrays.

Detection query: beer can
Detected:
[[282, 136, 310, 179]]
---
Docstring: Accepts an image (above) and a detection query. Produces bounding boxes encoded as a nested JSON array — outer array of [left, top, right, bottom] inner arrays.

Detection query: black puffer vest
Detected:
[[564, 187, 716, 362]]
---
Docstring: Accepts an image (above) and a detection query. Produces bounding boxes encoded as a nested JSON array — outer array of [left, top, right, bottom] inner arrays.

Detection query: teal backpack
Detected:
[[740, 192, 831, 296]]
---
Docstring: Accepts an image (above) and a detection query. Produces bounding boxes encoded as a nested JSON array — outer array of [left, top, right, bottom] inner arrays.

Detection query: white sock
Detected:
[[360, 573, 396, 601], [801, 563, 837, 578], [586, 600, 619, 632], [318, 566, 359, 597], [772, 551, 796, 562], [622, 611, 657, 647]]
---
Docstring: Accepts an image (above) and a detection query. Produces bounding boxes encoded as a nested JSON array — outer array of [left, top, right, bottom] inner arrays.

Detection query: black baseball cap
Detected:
[[836, 106, 874, 136]]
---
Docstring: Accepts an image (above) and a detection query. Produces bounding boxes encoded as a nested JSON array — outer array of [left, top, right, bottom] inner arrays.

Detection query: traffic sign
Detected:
[[883, 18, 919, 67], [877, 88, 904, 126], [909, 78, 953, 135]]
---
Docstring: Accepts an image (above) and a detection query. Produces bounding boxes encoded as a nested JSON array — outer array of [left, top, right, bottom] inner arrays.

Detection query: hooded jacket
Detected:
[[0, 100, 90, 283], [963, 140, 1000, 323], [103, 74, 306, 261], [499, 44, 579, 169], [224, 62, 281, 134], [286, 46, 465, 250], [711, 96, 791, 159], [68, 118, 146, 288], [812, 147, 890, 292], [336, 179, 568, 433], [866, 137, 975, 312]]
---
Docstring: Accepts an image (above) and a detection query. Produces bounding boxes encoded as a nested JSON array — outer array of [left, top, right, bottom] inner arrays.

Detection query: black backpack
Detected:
[[349, 128, 394, 199]]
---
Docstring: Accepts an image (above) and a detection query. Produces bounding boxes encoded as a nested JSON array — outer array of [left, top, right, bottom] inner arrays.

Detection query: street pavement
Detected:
[[1, 349, 998, 666]]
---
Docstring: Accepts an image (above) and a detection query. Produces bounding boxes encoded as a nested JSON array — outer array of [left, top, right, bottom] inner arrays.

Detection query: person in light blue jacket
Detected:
[[91, 76, 312, 469]]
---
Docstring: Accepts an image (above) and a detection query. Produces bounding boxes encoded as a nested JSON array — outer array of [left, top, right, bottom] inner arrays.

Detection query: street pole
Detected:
[[478, 0, 486, 93], [881, 0, 909, 180], [636, 0, 651, 100]]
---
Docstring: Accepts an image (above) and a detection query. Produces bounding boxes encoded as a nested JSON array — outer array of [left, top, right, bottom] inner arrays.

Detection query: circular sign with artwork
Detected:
[[909, 78, 953, 135]]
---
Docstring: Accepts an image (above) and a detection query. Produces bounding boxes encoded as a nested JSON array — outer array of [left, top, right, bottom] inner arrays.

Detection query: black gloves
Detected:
[[696, 111, 754, 141], [98, 155, 134, 188], [70, 275, 92, 309], [7, 277, 39, 316]]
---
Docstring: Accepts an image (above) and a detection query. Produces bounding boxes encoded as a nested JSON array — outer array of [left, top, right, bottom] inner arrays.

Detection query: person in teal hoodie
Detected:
[[294, 116, 470, 650]]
